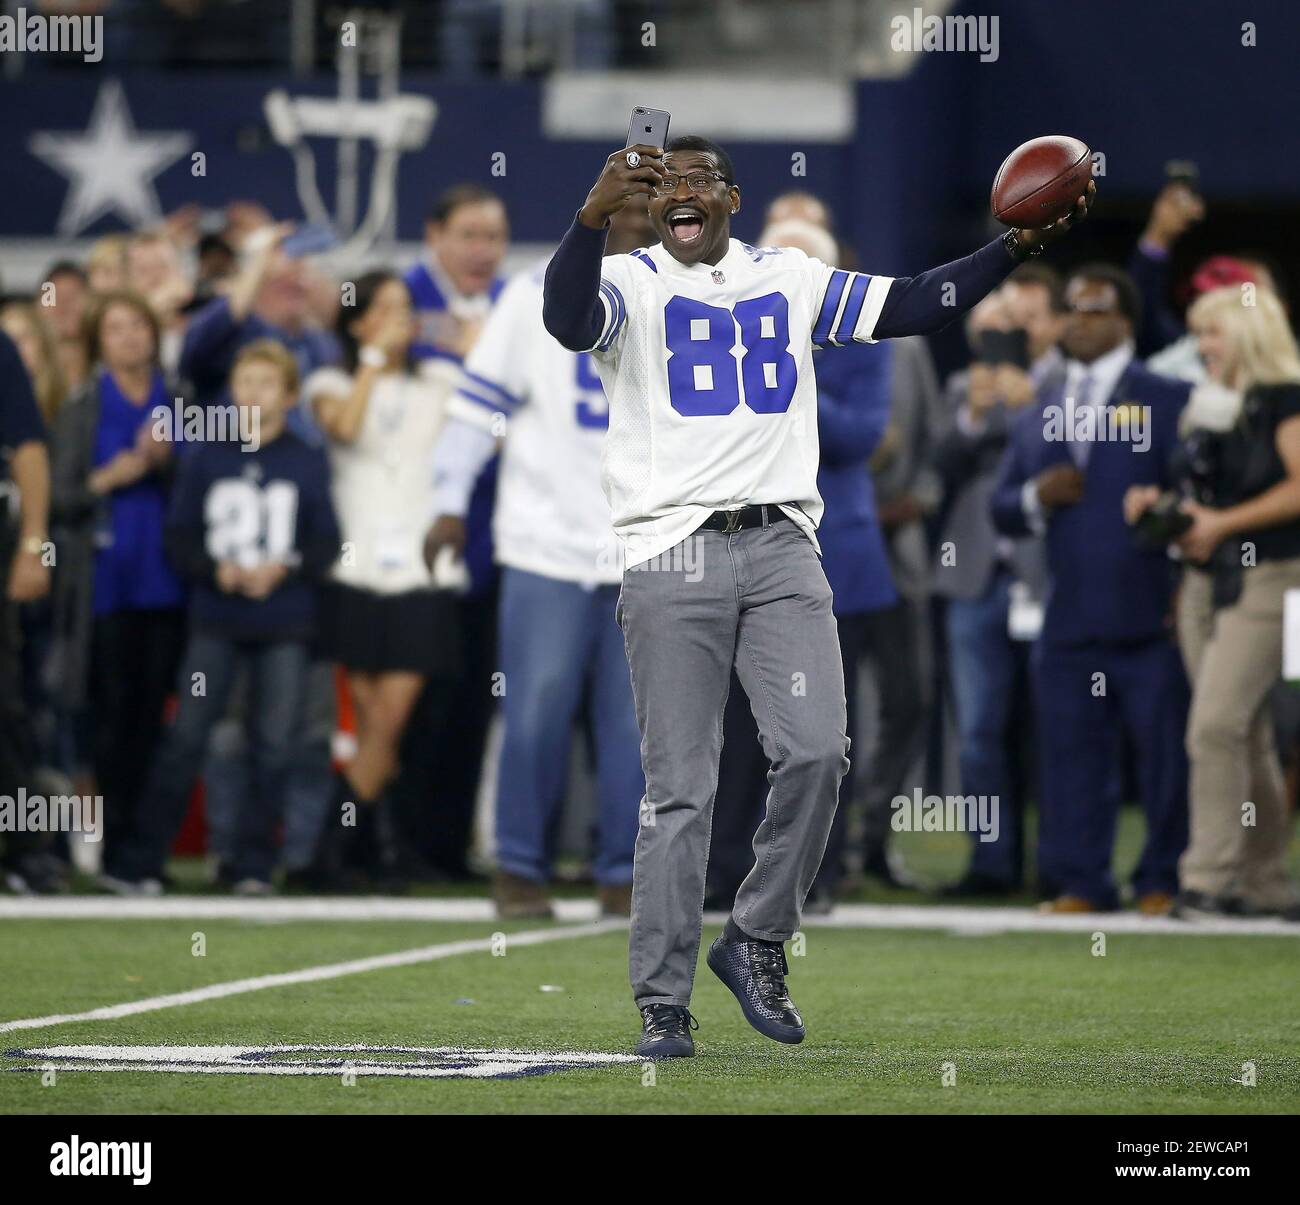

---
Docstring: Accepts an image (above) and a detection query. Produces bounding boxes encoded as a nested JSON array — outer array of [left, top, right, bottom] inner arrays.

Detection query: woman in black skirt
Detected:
[[304, 271, 457, 884]]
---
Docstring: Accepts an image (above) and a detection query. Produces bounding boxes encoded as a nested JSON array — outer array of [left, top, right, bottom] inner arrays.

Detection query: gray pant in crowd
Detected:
[[617, 515, 850, 1007]]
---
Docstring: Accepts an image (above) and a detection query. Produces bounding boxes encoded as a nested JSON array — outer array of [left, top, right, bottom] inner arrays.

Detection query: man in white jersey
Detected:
[[427, 203, 656, 922], [543, 133, 1092, 1058]]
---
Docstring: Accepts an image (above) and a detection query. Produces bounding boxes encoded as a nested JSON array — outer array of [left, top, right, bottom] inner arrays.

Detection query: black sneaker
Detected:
[[707, 931, 805, 1044], [2, 851, 70, 895], [634, 1004, 698, 1059], [1220, 895, 1284, 918], [1171, 889, 1240, 919]]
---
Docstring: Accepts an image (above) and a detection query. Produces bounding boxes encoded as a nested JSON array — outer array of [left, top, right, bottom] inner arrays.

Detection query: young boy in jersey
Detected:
[[104, 340, 340, 894], [543, 134, 1093, 1057]]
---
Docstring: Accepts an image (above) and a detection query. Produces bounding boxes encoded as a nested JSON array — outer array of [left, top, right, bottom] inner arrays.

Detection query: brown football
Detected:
[[990, 135, 1092, 228]]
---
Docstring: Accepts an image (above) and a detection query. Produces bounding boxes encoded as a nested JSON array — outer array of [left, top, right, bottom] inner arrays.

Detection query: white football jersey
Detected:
[[449, 264, 623, 584], [304, 367, 445, 594], [585, 240, 894, 567]]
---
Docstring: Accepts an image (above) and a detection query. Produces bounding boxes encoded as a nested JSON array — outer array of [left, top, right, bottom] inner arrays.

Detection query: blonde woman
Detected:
[[0, 302, 68, 424], [1127, 285, 1300, 918], [86, 235, 130, 295]]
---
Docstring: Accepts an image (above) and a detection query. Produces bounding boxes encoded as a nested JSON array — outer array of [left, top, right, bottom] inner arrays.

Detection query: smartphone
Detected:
[[1164, 159, 1200, 193], [626, 106, 670, 150], [978, 328, 1029, 369], [281, 224, 338, 258]]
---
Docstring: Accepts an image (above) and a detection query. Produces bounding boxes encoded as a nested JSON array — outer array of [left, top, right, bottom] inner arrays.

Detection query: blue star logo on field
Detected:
[[28, 80, 193, 236], [2, 1044, 640, 1080]]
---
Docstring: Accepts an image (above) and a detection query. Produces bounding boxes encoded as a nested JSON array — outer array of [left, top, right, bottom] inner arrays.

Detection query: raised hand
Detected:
[[578, 144, 666, 230], [1015, 180, 1097, 256]]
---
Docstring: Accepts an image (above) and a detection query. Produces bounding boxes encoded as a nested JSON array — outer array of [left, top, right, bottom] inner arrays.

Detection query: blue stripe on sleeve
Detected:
[[597, 280, 626, 351], [833, 273, 870, 344], [414, 344, 463, 365], [462, 369, 522, 410], [812, 269, 849, 347], [609, 280, 626, 333], [596, 284, 617, 349], [455, 386, 510, 417]]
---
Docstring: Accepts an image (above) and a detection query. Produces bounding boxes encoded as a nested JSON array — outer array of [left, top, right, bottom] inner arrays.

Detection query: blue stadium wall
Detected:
[[3, 0, 1295, 269]]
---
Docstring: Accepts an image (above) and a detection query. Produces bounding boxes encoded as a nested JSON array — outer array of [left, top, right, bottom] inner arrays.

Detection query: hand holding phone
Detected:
[[577, 107, 671, 230], [1146, 161, 1204, 249]]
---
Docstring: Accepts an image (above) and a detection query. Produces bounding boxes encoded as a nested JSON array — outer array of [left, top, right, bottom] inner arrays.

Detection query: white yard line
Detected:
[[1, 894, 1297, 935], [2, 898, 1295, 1038], [0, 919, 626, 1035], [0, 896, 597, 922], [809, 903, 1300, 938]]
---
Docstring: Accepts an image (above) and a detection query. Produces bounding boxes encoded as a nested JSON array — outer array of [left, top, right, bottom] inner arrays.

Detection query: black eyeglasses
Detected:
[[654, 171, 727, 196]]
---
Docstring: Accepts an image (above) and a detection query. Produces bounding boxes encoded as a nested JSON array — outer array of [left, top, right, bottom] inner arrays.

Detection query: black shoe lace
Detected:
[[642, 1004, 698, 1038], [750, 943, 791, 1002]]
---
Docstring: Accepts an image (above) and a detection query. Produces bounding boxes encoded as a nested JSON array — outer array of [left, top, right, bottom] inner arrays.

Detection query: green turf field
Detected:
[[4, 809, 1298, 1114], [2, 912, 1298, 1115]]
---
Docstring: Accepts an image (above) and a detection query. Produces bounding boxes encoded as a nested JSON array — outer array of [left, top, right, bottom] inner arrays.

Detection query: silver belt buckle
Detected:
[[722, 508, 744, 533]]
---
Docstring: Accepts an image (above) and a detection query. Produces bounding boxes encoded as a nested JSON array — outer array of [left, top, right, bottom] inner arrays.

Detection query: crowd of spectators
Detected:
[[1, 173, 1298, 922]]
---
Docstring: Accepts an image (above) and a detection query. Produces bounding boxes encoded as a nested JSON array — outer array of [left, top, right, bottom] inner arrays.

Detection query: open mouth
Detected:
[[665, 205, 706, 245]]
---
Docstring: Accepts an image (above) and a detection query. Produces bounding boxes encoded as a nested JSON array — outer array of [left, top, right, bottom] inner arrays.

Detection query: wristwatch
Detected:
[[1003, 229, 1043, 262]]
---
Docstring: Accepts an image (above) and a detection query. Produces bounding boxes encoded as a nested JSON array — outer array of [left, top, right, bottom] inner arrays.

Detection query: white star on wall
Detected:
[[28, 80, 194, 236]]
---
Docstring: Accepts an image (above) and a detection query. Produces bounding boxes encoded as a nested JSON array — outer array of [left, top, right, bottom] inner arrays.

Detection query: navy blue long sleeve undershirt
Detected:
[[541, 214, 1019, 352], [543, 216, 611, 352]]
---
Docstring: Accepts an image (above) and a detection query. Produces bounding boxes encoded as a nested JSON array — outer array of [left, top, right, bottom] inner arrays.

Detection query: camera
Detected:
[[1132, 491, 1193, 549]]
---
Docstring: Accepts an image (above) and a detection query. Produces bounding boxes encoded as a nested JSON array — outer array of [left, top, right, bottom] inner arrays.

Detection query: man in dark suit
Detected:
[[991, 265, 1192, 914]]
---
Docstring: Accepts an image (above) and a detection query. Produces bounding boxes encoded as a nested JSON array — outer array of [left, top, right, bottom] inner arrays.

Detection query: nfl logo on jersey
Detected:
[[711, 269, 725, 284]]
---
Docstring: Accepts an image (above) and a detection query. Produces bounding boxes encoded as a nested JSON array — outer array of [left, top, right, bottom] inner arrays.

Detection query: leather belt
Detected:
[[698, 505, 794, 534]]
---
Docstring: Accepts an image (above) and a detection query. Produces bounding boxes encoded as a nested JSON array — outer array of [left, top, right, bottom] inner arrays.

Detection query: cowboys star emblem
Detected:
[[28, 80, 193, 236], [2, 1043, 640, 1081]]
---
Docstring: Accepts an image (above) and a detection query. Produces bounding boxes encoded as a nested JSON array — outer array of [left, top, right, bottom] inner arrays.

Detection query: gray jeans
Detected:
[[617, 516, 850, 1007]]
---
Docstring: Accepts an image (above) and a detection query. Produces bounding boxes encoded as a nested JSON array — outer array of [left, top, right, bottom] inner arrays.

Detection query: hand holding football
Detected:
[[991, 135, 1093, 228]]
